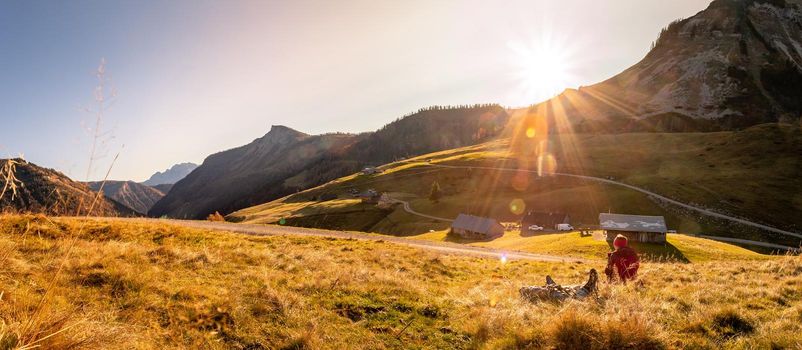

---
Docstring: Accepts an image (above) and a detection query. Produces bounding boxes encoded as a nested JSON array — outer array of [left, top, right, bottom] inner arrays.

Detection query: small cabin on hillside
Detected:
[[361, 166, 382, 175], [599, 213, 667, 243], [358, 189, 381, 204], [450, 214, 504, 240], [377, 193, 395, 209], [521, 211, 570, 232]]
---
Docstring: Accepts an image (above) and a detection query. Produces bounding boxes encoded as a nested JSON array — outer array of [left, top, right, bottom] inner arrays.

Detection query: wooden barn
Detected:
[[521, 211, 570, 232], [599, 213, 667, 243], [361, 166, 382, 175], [450, 214, 504, 240], [358, 189, 381, 204]]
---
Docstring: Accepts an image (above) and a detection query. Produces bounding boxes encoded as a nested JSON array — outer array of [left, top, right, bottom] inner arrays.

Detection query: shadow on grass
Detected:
[[605, 240, 690, 263], [520, 230, 565, 238], [443, 231, 500, 243], [280, 208, 392, 232]]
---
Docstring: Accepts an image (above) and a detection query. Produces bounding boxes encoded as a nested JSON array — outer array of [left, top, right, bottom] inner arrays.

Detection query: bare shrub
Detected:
[[207, 211, 225, 222]]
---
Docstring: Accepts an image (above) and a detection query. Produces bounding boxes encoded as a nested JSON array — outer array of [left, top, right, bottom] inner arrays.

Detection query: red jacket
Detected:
[[607, 246, 639, 282]]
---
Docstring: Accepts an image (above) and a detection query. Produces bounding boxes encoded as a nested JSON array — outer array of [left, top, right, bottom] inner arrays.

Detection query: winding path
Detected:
[[391, 199, 453, 222], [96, 217, 582, 263], [426, 164, 802, 241]]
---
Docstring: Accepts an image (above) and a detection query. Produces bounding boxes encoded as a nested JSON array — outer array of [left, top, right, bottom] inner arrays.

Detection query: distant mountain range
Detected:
[[0, 159, 135, 216], [152, 183, 174, 194], [525, 0, 802, 133], [142, 162, 198, 186], [86, 181, 165, 215], [149, 105, 509, 219]]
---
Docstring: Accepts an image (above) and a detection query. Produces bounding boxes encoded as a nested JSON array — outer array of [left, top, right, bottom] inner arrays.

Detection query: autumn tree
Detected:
[[429, 181, 442, 203]]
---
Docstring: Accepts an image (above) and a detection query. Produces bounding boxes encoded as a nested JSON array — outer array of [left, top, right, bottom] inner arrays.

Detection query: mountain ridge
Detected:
[[149, 105, 509, 219], [86, 180, 165, 215], [0, 158, 135, 217], [142, 162, 198, 186]]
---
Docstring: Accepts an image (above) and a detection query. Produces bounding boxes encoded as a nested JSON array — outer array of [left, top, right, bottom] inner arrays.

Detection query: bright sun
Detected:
[[509, 39, 574, 105], [524, 51, 568, 96]]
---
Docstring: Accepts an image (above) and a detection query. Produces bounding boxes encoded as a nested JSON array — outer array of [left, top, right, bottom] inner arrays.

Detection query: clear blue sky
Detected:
[[0, 0, 710, 181]]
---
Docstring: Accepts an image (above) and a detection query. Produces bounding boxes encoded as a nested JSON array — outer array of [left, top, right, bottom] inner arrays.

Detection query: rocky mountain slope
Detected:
[[0, 159, 134, 216], [87, 180, 165, 214], [152, 183, 174, 194], [229, 123, 802, 246], [149, 105, 509, 219], [142, 162, 198, 186], [527, 0, 802, 133]]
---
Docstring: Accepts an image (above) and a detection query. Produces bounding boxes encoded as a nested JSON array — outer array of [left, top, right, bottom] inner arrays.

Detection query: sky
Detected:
[[0, 0, 711, 182]]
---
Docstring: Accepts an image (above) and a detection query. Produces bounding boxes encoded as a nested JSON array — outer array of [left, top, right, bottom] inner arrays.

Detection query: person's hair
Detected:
[[615, 234, 627, 241]]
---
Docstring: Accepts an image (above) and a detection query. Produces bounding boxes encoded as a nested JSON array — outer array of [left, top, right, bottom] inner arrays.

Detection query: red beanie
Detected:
[[613, 234, 628, 249]]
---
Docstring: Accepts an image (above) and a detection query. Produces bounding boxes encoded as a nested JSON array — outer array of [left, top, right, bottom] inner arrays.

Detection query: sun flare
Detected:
[[509, 38, 575, 105], [524, 51, 568, 94]]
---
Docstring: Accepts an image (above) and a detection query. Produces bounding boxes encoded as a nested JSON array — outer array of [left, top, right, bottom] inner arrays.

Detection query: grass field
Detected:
[[230, 124, 802, 246], [1, 215, 800, 349], [413, 230, 770, 263]]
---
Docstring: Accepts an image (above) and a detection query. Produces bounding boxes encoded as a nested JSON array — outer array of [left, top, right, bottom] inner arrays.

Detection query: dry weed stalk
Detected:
[[76, 57, 116, 217], [0, 158, 24, 202], [4, 58, 123, 349]]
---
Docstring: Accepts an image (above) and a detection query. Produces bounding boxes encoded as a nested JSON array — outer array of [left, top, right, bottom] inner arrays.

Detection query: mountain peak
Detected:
[[142, 162, 199, 186], [530, 0, 802, 132], [254, 125, 308, 146], [268, 125, 307, 137]]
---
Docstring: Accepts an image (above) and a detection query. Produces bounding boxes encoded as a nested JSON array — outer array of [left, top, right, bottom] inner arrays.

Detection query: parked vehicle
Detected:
[[557, 224, 574, 231], [528, 225, 544, 231]]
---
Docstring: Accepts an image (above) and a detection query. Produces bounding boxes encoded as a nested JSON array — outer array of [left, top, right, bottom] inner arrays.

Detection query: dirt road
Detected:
[[391, 199, 453, 222], [100, 217, 584, 263]]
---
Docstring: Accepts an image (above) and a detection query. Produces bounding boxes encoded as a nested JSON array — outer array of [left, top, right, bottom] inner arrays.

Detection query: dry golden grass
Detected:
[[1, 214, 800, 349]]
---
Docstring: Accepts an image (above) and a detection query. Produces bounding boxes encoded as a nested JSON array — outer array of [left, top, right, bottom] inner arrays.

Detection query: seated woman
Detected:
[[605, 234, 640, 283], [520, 269, 598, 302]]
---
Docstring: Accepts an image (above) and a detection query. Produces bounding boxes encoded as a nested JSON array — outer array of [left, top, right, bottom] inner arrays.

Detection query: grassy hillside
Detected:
[[1, 215, 799, 349], [230, 123, 802, 246], [415, 230, 769, 263]]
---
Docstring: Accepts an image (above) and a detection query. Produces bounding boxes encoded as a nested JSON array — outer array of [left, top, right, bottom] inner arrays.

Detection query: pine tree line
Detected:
[[650, 18, 685, 51]]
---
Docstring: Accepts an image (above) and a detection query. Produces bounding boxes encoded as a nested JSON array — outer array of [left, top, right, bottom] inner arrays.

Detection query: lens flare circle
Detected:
[[509, 198, 526, 215], [526, 127, 536, 138]]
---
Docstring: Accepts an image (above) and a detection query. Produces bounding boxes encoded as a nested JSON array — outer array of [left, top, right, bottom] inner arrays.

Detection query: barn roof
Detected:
[[358, 189, 379, 198], [451, 214, 500, 234], [522, 211, 569, 226], [599, 213, 667, 233]]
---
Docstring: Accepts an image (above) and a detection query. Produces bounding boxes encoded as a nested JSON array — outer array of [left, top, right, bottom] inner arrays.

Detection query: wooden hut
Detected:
[[450, 214, 504, 239], [599, 213, 667, 243]]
